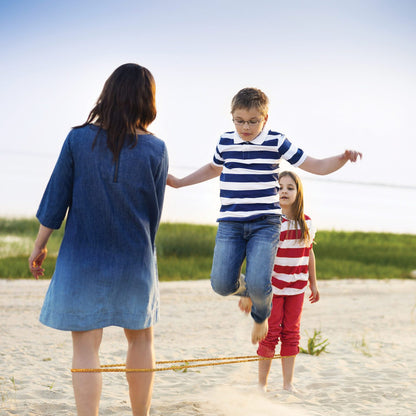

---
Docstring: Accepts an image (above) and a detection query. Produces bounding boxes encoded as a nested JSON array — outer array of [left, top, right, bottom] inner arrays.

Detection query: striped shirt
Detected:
[[212, 129, 307, 221], [271, 215, 316, 296]]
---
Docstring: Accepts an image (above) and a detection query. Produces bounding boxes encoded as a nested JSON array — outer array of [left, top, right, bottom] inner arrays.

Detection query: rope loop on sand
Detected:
[[71, 354, 282, 373]]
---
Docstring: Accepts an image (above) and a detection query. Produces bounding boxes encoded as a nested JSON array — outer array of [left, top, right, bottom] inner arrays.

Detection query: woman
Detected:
[[29, 63, 168, 416]]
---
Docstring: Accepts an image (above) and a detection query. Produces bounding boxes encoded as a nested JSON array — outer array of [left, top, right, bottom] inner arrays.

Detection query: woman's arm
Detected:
[[28, 224, 54, 280], [167, 162, 222, 188], [299, 150, 362, 175]]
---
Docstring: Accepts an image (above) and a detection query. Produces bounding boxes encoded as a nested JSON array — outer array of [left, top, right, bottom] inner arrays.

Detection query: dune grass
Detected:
[[0, 218, 415, 280], [300, 329, 330, 356]]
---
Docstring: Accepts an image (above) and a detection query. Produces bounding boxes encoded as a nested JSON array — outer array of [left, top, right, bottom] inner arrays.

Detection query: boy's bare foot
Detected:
[[251, 319, 268, 344], [238, 296, 252, 314]]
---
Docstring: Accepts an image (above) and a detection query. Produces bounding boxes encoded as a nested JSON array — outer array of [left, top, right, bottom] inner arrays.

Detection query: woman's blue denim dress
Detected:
[[37, 125, 168, 331]]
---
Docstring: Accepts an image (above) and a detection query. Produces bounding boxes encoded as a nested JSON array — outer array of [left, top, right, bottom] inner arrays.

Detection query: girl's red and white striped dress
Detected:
[[271, 215, 315, 296]]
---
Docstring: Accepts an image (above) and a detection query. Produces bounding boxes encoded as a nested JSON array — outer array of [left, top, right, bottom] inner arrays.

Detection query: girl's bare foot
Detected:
[[282, 385, 301, 396], [258, 383, 267, 393], [238, 296, 252, 314], [252, 319, 268, 344]]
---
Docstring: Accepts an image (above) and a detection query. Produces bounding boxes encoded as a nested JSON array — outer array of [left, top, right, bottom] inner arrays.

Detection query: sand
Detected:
[[1, 278, 415, 416]]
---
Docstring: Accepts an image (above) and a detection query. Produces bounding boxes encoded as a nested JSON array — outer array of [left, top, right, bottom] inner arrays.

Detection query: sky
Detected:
[[1, 0, 415, 233]]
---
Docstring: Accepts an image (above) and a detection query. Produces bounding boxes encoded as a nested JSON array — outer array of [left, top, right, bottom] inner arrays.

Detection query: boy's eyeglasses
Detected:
[[233, 119, 262, 127]]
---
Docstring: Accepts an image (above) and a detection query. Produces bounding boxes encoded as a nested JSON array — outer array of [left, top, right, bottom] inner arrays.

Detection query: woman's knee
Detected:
[[72, 329, 103, 366], [72, 329, 103, 351], [124, 327, 153, 345]]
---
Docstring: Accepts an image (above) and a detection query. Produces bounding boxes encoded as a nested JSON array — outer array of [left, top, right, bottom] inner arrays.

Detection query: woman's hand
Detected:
[[166, 174, 180, 188], [28, 247, 48, 280]]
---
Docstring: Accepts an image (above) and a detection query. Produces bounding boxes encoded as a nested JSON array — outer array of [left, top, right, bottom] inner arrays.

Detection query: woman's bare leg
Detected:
[[72, 329, 103, 416], [124, 327, 155, 416]]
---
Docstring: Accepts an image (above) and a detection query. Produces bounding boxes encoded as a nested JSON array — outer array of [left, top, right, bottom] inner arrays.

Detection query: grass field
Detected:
[[1, 218, 415, 280]]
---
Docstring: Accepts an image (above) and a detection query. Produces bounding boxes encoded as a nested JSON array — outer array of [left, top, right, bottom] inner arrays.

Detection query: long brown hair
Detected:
[[76, 63, 157, 161], [279, 171, 311, 244]]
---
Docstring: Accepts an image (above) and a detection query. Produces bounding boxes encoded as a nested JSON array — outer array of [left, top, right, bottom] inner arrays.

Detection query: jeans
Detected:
[[210, 215, 281, 323]]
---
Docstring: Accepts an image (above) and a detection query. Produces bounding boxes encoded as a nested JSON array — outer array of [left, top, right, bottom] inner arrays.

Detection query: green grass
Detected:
[[354, 336, 372, 357], [313, 231, 416, 279], [1, 218, 415, 280], [300, 329, 329, 356]]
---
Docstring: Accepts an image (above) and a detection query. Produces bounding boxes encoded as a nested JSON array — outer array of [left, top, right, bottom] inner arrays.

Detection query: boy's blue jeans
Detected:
[[210, 215, 281, 324]]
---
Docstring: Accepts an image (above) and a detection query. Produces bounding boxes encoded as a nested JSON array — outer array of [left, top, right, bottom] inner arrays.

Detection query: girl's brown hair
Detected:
[[76, 63, 157, 161], [279, 171, 311, 244]]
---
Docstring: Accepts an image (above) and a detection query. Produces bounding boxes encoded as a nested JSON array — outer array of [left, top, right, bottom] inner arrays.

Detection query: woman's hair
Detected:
[[231, 87, 269, 117], [76, 63, 157, 161], [279, 171, 311, 244]]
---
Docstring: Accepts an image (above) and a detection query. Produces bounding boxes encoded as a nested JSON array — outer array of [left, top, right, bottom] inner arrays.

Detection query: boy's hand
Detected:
[[341, 150, 362, 163], [28, 247, 48, 280], [309, 283, 320, 303]]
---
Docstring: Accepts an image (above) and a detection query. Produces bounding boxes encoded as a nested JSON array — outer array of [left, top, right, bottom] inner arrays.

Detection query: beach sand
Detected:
[[1, 278, 415, 415]]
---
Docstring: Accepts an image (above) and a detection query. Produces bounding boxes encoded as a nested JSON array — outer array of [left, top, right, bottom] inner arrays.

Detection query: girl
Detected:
[[239, 170, 319, 392], [28, 63, 168, 416]]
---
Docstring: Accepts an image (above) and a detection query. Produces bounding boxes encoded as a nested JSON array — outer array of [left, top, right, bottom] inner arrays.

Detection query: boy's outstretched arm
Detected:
[[167, 163, 222, 188], [299, 150, 362, 175]]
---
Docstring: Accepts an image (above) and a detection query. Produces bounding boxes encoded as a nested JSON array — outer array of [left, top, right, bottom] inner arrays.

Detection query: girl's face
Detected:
[[278, 175, 298, 209]]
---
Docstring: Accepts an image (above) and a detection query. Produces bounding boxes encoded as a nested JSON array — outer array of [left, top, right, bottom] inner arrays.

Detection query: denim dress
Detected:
[[37, 125, 168, 331]]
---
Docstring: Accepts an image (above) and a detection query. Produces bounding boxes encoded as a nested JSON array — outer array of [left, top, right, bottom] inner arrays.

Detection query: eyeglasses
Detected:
[[232, 119, 263, 127]]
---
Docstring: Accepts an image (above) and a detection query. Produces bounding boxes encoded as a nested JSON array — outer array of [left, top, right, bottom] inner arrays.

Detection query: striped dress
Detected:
[[212, 129, 306, 222], [271, 215, 316, 296]]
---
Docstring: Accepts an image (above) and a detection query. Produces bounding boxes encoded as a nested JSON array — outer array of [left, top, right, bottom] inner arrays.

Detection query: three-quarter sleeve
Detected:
[[36, 132, 74, 229]]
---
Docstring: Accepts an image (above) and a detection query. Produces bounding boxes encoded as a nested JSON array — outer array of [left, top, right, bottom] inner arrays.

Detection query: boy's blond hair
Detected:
[[231, 88, 269, 117]]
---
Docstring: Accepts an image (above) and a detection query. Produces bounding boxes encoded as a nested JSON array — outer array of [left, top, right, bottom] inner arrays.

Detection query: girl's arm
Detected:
[[308, 248, 320, 303], [28, 224, 54, 280], [299, 150, 362, 175], [167, 162, 222, 188]]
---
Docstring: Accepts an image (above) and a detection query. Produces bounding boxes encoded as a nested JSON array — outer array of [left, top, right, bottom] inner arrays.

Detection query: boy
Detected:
[[167, 88, 361, 344]]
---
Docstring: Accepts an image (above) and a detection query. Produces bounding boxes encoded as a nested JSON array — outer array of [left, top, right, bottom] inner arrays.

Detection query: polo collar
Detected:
[[234, 128, 269, 145]]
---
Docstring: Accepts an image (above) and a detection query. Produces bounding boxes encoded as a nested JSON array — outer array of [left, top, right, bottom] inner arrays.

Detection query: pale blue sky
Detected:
[[1, 0, 415, 231]]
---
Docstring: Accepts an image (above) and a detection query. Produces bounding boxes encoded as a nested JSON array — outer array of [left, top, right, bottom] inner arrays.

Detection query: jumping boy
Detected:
[[167, 88, 361, 344]]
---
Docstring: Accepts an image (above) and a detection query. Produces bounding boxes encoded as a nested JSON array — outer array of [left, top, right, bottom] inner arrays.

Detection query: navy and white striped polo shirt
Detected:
[[212, 129, 307, 222]]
